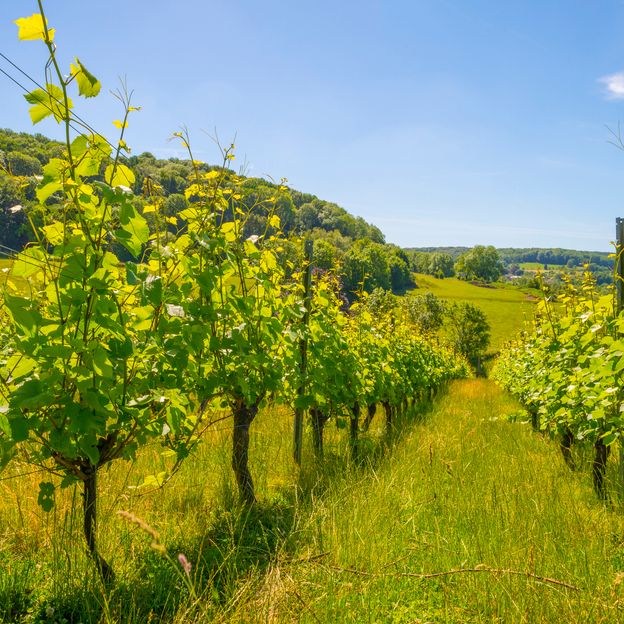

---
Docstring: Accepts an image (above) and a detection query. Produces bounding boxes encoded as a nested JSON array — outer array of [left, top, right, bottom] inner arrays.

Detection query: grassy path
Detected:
[[226, 379, 624, 623], [4, 380, 624, 623]]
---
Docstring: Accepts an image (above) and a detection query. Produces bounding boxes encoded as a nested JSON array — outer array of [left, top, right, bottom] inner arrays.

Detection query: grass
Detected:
[[3, 380, 624, 622], [413, 273, 538, 352]]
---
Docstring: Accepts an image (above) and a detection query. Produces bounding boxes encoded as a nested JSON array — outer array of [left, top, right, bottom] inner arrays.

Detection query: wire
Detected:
[[0, 51, 127, 168]]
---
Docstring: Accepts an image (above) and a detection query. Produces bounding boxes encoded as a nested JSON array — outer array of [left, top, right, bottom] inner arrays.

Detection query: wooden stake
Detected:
[[293, 238, 313, 465], [617, 218, 624, 498]]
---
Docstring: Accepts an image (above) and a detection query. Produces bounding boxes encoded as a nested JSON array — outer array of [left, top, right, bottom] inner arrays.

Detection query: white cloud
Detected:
[[599, 72, 624, 100]]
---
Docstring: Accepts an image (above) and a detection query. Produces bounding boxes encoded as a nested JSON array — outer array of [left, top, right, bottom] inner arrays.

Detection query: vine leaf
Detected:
[[15, 13, 55, 41], [70, 58, 101, 98], [24, 85, 73, 124]]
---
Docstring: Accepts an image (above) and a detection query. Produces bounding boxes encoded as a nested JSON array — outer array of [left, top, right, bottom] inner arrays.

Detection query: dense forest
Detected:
[[0, 128, 413, 297]]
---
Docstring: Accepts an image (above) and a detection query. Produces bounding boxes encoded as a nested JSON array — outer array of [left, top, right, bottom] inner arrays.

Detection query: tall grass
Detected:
[[2, 380, 624, 622]]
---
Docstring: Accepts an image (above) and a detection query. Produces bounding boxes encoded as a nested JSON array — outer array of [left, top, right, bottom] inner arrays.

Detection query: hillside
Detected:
[[0, 128, 412, 296]]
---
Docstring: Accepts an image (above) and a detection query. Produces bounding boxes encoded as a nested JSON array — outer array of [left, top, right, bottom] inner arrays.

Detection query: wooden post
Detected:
[[293, 238, 313, 465], [617, 218, 624, 314], [617, 219, 624, 498]]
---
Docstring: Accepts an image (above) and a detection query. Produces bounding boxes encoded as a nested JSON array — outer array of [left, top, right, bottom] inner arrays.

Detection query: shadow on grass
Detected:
[[0, 391, 444, 623], [294, 392, 440, 503], [0, 497, 298, 624]]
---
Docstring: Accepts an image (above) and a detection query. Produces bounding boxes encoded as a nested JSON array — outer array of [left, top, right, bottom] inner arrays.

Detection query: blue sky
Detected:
[[2, 1, 624, 251]]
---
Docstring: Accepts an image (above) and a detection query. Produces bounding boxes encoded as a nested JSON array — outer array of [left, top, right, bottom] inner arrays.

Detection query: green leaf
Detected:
[[6, 354, 37, 380], [37, 482, 55, 512], [24, 84, 73, 125], [116, 203, 149, 257], [36, 181, 63, 202], [10, 248, 45, 278], [104, 163, 135, 189], [80, 441, 100, 466], [4, 294, 41, 335], [70, 58, 101, 98], [92, 347, 114, 379], [9, 416, 29, 442], [42, 222, 64, 245]]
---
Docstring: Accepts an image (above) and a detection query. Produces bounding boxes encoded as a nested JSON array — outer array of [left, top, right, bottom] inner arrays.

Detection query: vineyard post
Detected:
[[293, 238, 314, 465], [615, 217, 624, 498], [617, 218, 624, 314], [617, 218, 624, 497]]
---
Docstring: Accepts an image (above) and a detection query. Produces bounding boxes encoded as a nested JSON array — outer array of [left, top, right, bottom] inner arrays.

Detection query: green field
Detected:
[[519, 261, 547, 270], [413, 274, 538, 353]]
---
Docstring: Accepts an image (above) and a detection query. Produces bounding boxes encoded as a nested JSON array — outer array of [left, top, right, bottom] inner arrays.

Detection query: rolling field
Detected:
[[413, 274, 538, 353]]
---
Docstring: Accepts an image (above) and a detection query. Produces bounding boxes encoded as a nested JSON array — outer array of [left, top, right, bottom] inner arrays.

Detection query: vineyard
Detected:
[[0, 7, 472, 621], [4, 4, 624, 624], [494, 269, 624, 501]]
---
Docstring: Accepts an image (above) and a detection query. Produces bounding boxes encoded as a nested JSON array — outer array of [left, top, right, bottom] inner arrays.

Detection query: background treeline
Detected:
[[410, 246, 611, 266], [0, 128, 412, 297], [408, 245, 613, 287]]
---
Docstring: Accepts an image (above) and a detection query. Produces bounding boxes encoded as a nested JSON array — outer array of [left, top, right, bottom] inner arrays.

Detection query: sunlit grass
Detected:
[[2, 380, 624, 622]]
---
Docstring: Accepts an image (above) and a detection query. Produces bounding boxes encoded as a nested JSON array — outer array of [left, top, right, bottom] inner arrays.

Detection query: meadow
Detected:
[[412, 274, 539, 353]]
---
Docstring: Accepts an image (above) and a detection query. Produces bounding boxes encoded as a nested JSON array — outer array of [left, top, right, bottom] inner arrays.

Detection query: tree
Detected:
[[341, 239, 391, 295], [446, 302, 490, 364], [403, 292, 445, 334], [429, 252, 454, 278], [6, 151, 43, 176], [455, 245, 504, 282]]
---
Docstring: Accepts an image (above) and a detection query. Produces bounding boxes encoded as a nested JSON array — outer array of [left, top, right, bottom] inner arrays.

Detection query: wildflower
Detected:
[[178, 553, 192, 576]]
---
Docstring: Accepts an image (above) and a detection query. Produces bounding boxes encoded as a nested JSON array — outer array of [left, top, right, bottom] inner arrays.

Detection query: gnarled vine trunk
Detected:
[[362, 403, 376, 432], [311, 408, 329, 459], [559, 427, 576, 471], [592, 439, 610, 501], [232, 400, 259, 505], [83, 465, 114, 582], [530, 409, 539, 432]]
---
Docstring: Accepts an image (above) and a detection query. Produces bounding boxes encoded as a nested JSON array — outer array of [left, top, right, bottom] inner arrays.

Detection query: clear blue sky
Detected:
[[2, 1, 624, 251]]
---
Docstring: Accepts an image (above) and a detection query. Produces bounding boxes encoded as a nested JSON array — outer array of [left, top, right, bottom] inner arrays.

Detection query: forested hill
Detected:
[[409, 246, 612, 267], [0, 128, 413, 295]]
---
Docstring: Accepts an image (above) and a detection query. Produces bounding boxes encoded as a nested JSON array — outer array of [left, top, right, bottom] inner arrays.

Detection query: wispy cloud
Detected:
[[599, 72, 624, 100]]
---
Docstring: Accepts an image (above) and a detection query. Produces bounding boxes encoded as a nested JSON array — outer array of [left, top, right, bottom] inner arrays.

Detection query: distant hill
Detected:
[[408, 246, 612, 267]]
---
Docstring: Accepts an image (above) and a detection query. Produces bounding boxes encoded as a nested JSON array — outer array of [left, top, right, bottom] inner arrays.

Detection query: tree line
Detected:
[[0, 128, 413, 298]]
